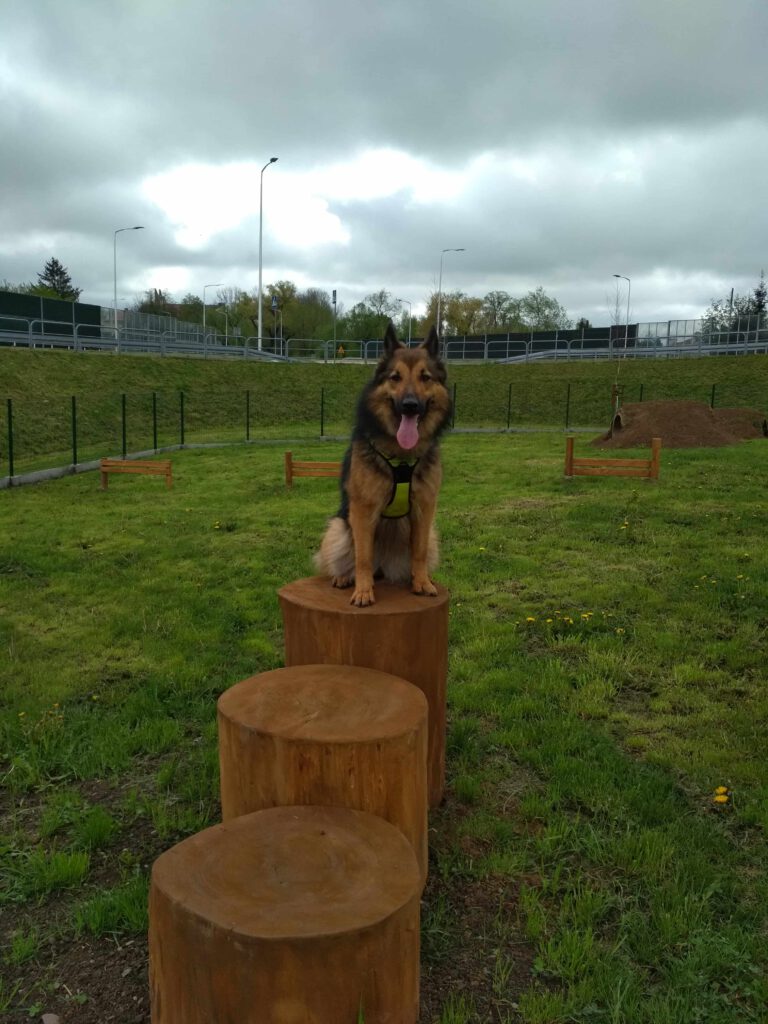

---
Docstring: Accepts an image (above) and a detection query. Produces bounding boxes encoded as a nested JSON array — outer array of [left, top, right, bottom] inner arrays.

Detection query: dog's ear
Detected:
[[421, 325, 440, 358], [383, 320, 403, 357]]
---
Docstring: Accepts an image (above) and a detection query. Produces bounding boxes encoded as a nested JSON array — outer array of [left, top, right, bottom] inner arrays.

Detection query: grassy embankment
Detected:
[[1, 347, 768, 475]]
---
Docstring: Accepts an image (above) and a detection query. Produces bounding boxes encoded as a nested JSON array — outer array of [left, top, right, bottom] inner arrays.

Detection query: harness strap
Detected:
[[368, 442, 418, 519]]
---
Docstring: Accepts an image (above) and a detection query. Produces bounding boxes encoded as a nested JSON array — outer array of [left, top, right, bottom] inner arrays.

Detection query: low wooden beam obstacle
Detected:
[[99, 457, 172, 490], [217, 663, 429, 883], [284, 450, 341, 487], [279, 577, 449, 808], [564, 436, 661, 480], [149, 805, 421, 1023]]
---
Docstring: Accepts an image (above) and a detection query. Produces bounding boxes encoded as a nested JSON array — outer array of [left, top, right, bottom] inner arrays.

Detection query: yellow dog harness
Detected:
[[369, 444, 418, 519]]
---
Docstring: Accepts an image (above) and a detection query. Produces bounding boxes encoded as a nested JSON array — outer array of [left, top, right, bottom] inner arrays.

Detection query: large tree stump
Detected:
[[217, 663, 428, 882], [149, 806, 421, 1024], [279, 576, 449, 807]]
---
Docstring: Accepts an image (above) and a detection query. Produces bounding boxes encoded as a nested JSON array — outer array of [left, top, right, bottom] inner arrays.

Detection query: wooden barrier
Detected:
[[279, 576, 449, 807], [100, 457, 172, 490], [285, 450, 341, 487], [149, 806, 421, 1023], [217, 663, 429, 884], [565, 436, 661, 480]]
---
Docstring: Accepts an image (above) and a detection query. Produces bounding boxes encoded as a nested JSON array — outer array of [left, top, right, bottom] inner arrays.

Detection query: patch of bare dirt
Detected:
[[593, 399, 768, 449]]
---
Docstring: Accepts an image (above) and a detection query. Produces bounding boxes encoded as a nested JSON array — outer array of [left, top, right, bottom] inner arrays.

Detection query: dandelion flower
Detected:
[[713, 794, 729, 804], [525, 616, 536, 623], [714, 786, 729, 795]]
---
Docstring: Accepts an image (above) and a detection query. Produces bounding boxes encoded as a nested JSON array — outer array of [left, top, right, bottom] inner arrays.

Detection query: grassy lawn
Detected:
[[1, 432, 767, 1022]]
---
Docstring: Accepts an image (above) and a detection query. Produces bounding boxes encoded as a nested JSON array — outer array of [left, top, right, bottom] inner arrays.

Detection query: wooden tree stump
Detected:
[[149, 806, 421, 1024], [217, 663, 428, 883], [279, 576, 449, 807]]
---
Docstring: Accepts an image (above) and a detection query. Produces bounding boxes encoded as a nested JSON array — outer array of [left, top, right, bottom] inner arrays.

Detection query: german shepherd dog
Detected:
[[315, 322, 452, 606]]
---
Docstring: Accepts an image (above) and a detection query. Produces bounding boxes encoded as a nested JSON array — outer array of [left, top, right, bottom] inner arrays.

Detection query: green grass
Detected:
[[1, 431, 767, 1021]]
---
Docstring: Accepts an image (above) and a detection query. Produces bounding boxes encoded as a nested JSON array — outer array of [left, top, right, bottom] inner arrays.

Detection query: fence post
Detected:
[[506, 382, 512, 429], [152, 392, 158, 451], [246, 390, 251, 442], [564, 436, 575, 477], [71, 396, 78, 466], [710, 384, 716, 409], [180, 391, 185, 446], [639, 383, 644, 402], [6, 398, 14, 478], [565, 382, 571, 430], [121, 393, 127, 457], [451, 383, 457, 427], [320, 387, 325, 437]]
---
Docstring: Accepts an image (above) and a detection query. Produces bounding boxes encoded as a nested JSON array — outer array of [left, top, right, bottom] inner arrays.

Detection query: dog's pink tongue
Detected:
[[397, 414, 420, 450]]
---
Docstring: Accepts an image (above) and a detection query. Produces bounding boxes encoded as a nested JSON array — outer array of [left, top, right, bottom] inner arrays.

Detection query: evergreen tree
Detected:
[[753, 271, 766, 316], [35, 258, 81, 301]]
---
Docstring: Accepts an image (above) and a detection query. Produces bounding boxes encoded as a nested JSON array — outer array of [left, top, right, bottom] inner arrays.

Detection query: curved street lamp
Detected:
[[436, 248, 464, 337], [113, 226, 144, 335], [258, 157, 279, 350]]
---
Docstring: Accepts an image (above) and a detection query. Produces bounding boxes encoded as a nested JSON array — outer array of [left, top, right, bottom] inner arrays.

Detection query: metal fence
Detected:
[[1, 312, 766, 363], [3, 375, 767, 488]]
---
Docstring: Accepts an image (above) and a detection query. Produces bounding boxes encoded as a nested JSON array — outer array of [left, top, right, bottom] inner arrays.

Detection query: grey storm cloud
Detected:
[[1, 0, 767, 324]]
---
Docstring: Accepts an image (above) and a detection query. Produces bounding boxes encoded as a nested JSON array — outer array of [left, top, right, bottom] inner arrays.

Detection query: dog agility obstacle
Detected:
[[564, 436, 661, 480], [284, 450, 341, 487], [149, 806, 421, 1023], [217, 663, 429, 883], [149, 575, 448, 1021], [99, 457, 172, 490], [279, 576, 449, 808]]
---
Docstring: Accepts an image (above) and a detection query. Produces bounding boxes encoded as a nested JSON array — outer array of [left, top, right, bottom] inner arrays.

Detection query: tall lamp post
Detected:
[[436, 247, 464, 337], [612, 274, 631, 353], [397, 298, 413, 344], [203, 283, 223, 340], [113, 226, 144, 336], [258, 156, 278, 351]]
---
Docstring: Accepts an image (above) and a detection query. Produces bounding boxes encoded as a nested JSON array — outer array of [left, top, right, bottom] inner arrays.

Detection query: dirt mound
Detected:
[[593, 399, 768, 449]]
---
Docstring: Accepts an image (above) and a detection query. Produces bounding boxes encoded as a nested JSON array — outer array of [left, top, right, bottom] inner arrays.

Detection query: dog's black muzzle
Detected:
[[396, 393, 426, 418]]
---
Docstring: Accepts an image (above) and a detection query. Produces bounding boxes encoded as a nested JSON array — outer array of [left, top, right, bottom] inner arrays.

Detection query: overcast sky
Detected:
[[1, 0, 766, 327]]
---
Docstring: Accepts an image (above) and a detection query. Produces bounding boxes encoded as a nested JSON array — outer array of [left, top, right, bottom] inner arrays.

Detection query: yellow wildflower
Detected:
[[713, 793, 729, 804]]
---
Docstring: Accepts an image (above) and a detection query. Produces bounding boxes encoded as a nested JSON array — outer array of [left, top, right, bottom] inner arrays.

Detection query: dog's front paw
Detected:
[[412, 575, 438, 597], [331, 574, 354, 589], [350, 584, 376, 607]]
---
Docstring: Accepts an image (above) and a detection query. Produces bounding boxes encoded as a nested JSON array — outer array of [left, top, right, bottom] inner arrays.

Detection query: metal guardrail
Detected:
[[1, 316, 767, 363]]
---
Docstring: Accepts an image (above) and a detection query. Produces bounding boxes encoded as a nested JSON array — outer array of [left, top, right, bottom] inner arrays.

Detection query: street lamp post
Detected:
[[613, 274, 631, 353], [436, 248, 465, 337], [258, 156, 278, 351], [397, 298, 413, 344], [113, 226, 144, 336], [203, 283, 223, 340]]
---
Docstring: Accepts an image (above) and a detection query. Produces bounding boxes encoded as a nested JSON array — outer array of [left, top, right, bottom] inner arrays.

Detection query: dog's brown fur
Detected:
[[315, 322, 452, 606]]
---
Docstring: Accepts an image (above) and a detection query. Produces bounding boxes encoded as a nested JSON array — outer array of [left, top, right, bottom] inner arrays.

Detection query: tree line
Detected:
[[133, 282, 577, 342], [3, 258, 767, 342]]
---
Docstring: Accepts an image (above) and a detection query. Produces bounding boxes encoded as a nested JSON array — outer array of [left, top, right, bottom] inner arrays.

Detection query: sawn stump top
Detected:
[[151, 806, 420, 940], [278, 575, 449, 616], [218, 664, 427, 743]]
